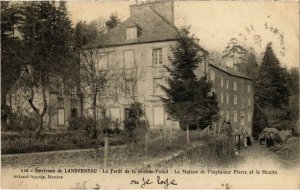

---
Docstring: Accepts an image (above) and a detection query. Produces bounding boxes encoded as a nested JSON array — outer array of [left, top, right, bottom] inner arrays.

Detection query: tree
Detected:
[[287, 67, 299, 95], [255, 43, 289, 108], [79, 19, 116, 138], [232, 47, 259, 79], [161, 28, 219, 130], [105, 12, 120, 30], [222, 38, 247, 68], [18, 2, 74, 139], [80, 48, 110, 138], [1, 2, 24, 114], [286, 67, 299, 122]]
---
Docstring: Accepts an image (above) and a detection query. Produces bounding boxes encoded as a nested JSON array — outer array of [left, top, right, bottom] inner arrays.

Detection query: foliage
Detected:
[[255, 43, 290, 108], [222, 38, 247, 68], [123, 102, 147, 131], [236, 48, 259, 79], [4, 1, 75, 139], [76, 18, 113, 136], [105, 12, 120, 30], [1, 2, 24, 107], [161, 27, 219, 129], [286, 67, 299, 122], [287, 67, 299, 95], [74, 19, 106, 49], [1, 105, 13, 123], [68, 116, 94, 131], [2, 115, 37, 131]]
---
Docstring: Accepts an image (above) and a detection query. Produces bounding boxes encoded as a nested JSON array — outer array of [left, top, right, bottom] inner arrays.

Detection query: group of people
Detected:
[[221, 121, 252, 153], [259, 132, 274, 147]]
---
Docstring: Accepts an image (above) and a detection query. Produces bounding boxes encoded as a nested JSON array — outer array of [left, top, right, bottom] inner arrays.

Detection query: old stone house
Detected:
[[80, 0, 254, 133], [207, 64, 254, 135]]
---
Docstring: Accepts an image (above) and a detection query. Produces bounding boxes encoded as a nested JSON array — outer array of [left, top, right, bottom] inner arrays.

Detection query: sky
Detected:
[[67, 0, 299, 68]]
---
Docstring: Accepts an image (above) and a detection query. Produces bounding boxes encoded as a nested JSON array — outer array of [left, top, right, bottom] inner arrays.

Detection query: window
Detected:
[[153, 106, 164, 126], [57, 108, 65, 126], [247, 84, 251, 93], [71, 86, 77, 98], [241, 111, 245, 126], [152, 48, 162, 65], [226, 80, 229, 89], [99, 54, 108, 70], [226, 93, 229, 104], [220, 93, 224, 103], [226, 111, 230, 121], [125, 79, 135, 96], [58, 83, 64, 96], [111, 108, 121, 121], [248, 98, 251, 106], [234, 95, 238, 105], [233, 81, 237, 91], [220, 111, 224, 119], [221, 78, 224, 87], [248, 112, 252, 122], [210, 71, 215, 82], [153, 78, 164, 95], [126, 27, 137, 40], [124, 50, 134, 68], [233, 111, 238, 122]]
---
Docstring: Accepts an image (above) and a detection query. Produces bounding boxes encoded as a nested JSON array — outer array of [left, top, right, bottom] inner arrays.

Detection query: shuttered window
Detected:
[[152, 48, 162, 65]]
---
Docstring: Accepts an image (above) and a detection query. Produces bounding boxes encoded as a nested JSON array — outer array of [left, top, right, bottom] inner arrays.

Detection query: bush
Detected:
[[2, 115, 37, 132], [68, 116, 94, 131], [123, 102, 147, 130]]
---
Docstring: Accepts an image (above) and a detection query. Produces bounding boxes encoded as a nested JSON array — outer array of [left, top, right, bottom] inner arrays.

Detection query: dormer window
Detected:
[[126, 27, 137, 40]]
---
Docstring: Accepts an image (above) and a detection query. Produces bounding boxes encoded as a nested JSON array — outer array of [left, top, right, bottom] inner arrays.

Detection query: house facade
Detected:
[[4, 71, 80, 129], [80, 0, 254, 133], [48, 80, 81, 129], [207, 64, 254, 135]]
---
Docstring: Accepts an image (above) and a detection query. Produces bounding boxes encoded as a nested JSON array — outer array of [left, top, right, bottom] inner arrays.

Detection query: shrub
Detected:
[[123, 102, 147, 130], [2, 115, 37, 132], [112, 119, 121, 135], [68, 116, 94, 131]]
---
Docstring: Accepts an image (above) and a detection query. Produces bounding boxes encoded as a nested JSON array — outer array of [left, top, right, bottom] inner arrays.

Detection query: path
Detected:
[[237, 142, 299, 169]]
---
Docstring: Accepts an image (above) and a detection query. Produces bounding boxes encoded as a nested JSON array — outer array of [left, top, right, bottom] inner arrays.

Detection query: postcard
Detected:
[[1, 0, 299, 189]]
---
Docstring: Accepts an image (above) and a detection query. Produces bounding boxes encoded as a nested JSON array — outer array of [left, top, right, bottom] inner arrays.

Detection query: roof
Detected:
[[82, 5, 208, 54], [209, 63, 253, 81]]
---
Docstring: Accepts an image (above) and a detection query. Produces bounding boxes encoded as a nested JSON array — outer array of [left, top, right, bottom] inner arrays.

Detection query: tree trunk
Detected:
[[92, 92, 97, 139], [35, 116, 44, 140], [186, 122, 190, 144], [28, 76, 48, 141]]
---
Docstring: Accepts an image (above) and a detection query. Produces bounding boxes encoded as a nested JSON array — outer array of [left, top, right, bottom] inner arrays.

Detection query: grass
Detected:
[[1, 130, 125, 154]]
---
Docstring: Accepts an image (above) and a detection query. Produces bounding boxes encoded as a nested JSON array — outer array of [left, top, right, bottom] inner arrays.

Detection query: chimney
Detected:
[[130, 0, 174, 24]]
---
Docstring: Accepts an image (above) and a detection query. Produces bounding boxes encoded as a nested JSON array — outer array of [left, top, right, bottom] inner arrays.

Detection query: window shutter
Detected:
[[147, 48, 153, 66], [162, 47, 168, 65]]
